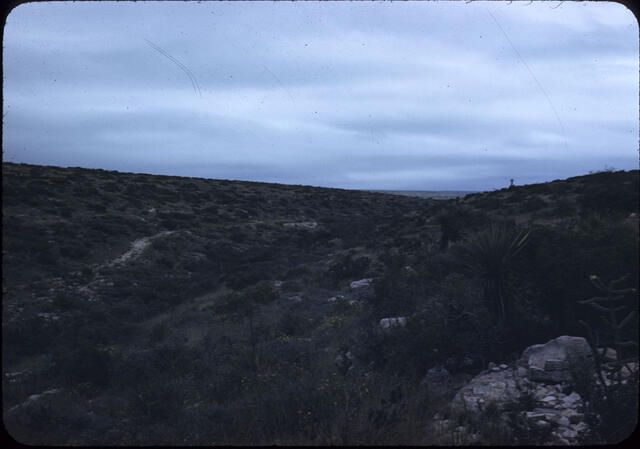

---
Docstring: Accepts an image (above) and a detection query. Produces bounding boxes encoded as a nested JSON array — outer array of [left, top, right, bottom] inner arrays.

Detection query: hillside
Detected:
[[2, 162, 638, 445], [366, 190, 478, 199]]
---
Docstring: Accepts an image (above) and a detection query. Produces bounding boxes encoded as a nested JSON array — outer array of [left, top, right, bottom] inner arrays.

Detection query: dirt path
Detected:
[[106, 230, 174, 267], [73, 230, 176, 301]]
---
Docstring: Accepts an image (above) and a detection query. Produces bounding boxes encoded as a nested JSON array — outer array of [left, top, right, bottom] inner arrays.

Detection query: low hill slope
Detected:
[[2, 162, 638, 445]]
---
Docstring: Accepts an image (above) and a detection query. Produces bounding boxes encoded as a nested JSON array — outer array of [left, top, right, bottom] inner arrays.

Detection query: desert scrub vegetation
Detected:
[[2, 163, 638, 444], [326, 252, 371, 287]]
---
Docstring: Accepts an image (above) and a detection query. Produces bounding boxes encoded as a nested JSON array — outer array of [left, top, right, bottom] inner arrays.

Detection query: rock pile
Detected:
[[522, 386, 589, 445], [441, 336, 609, 445]]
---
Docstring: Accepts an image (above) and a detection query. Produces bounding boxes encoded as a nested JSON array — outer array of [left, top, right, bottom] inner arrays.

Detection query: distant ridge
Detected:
[[365, 190, 478, 199]]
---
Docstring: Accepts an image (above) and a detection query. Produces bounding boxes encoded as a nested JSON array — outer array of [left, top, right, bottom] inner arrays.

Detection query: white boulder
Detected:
[[379, 317, 407, 330], [283, 221, 317, 229], [350, 278, 373, 289], [597, 347, 617, 362], [520, 335, 594, 383]]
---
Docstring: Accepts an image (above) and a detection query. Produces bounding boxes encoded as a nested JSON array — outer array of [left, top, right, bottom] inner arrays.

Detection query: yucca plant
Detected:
[[465, 223, 530, 325]]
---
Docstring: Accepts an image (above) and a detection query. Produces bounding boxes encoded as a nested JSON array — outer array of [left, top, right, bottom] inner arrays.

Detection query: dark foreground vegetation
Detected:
[[2, 162, 638, 444]]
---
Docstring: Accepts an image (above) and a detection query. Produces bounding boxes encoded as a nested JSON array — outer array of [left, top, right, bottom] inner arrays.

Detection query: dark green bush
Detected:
[[149, 321, 170, 342], [522, 196, 547, 211], [326, 253, 371, 284], [3, 316, 60, 358], [55, 344, 112, 387], [60, 244, 89, 260], [436, 205, 487, 250]]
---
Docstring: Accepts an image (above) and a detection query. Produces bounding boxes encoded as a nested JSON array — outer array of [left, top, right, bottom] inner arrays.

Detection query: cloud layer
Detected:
[[3, 1, 638, 190]]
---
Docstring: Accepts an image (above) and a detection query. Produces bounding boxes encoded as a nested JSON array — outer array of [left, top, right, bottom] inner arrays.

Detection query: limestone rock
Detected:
[[287, 294, 304, 303], [520, 335, 593, 383], [449, 336, 595, 445], [620, 362, 639, 378], [598, 347, 617, 362], [350, 278, 373, 289], [379, 317, 407, 330], [283, 221, 317, 229], [450, 368, 520, 414], [8, 388, 63, 412]]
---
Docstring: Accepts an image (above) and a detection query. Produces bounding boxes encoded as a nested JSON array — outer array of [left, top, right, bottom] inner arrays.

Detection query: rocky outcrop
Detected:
[[445, 336, 599, 445], [8, 388, 64, 412], [450, 364, 520, 415]]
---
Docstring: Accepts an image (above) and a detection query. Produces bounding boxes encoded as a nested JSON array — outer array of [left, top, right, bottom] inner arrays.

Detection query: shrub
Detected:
[[3, 316, 60, 359], [131, 378, 187, 421], [59, 207, 73, 218], [278, 307, 311, 336], [522, 196, 548, 212], [248, 281, 278, 305], [149, 321, 170, 343], [326, 253, 371, 285], [579, 172, 639, 217], [435, 206, 489, 250], [55, 343, 112, 386], [284, 265, 311, 279], [60, 245, 89, 260], [52, 292, 86, 311]]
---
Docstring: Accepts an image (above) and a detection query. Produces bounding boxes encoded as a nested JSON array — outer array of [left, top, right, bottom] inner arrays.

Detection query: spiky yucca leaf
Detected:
[[467, 224, 529, 275], [466, 223, 530, 324]]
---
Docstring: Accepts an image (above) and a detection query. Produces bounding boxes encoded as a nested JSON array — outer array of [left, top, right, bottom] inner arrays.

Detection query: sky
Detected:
[[2, 0, 638, 191]]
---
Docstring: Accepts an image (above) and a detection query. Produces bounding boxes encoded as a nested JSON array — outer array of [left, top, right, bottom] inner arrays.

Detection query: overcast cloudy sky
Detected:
[[2, 1, 638, 190]]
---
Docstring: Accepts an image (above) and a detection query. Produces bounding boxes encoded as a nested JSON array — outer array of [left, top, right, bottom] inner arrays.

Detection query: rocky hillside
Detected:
[[2, 162, 638, 445]]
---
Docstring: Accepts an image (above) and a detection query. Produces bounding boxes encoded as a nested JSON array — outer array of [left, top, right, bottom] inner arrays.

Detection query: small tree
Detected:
[[578, 274, 638, 443], [212, 281, 277, 373], [579, 274, 637, 387]]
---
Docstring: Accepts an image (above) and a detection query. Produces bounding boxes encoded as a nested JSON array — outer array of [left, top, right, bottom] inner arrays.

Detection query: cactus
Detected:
[[579, 274, 638, 391], [578, 274, 638, 442]]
